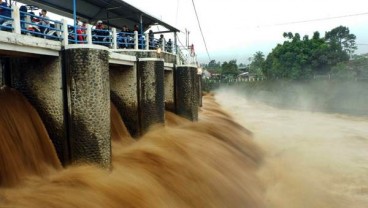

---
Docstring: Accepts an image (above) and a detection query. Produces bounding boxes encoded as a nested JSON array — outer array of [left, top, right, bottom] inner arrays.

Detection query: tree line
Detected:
[[203, 25, 368, 80]]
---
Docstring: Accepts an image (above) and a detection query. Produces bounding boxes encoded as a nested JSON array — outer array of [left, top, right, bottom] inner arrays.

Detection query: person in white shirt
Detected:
[[39, 9, 50, 34]]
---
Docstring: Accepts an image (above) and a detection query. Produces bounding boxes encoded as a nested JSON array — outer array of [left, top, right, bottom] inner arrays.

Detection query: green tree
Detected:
[[249, 51, 265, 76], [221, 60, 239, 78], [331, 54, 368, 79], [325, 25, 357, 55], [263, 34, 313, 80], [206, 59, 222, 73], [263, 26, 357, 80]]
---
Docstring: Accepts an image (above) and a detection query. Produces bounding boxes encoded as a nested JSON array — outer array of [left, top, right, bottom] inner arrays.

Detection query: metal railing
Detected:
[[0, 4, 178, 55], [117, 31, 135, 48], [67, 25, 87, 44], [19, 10, 63, 41], [0, 5, 14, 31]]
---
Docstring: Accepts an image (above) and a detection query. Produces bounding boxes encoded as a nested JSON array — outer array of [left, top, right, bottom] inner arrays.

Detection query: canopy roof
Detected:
[[16, 0, 180, 32]]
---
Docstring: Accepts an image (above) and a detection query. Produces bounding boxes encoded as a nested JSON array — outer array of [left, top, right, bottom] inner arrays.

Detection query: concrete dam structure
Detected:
[[0, 0, 201, 169]]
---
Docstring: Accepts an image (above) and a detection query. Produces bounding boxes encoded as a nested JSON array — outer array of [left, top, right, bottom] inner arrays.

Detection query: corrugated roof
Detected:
[[16, 0, 180, 32]]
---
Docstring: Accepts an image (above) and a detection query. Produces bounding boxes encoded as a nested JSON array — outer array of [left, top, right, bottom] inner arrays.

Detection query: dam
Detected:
[[0, 0, 202, 168]]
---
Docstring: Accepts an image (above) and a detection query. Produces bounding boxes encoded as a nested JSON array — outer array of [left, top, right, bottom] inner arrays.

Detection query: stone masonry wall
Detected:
[[64, 48, 111, 169], [9, 55, 68, 165], [110, 64, 139, 137]]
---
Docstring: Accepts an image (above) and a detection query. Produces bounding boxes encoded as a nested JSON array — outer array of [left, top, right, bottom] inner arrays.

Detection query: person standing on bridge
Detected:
[[166, 39, 173, 53], [119, 25, 130, 48], [158, 34, 166, 51], [38, 9, 50, 35], [76, 18, 86, 43], [148, 30, 155, 49]]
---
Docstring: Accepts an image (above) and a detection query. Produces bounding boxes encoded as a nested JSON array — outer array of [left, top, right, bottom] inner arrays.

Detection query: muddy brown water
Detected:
[[216, 89, 368, 208]]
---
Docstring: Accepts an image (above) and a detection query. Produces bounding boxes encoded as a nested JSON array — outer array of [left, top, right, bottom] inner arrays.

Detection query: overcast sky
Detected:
[[125, 0, 368, 64]]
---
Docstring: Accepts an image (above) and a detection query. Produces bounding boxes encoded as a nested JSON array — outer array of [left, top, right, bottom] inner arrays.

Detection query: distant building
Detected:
[[202, 69, 211, 78], [237, 72, 249, 78]]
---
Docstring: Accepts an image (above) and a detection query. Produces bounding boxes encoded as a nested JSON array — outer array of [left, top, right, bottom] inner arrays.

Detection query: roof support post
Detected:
[[174, 32, 178, 64], [140, 14, 143, 49], [72, 0, 77, 43]]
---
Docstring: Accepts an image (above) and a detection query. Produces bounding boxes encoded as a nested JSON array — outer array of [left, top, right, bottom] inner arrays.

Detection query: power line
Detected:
[[191, 0, 211, 61], [271, 12, 368, 27], [175, 0, 180, 25]]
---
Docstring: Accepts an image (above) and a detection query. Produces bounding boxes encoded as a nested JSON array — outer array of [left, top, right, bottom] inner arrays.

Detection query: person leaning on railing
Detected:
[[158, 34, 166, 51], [0, 0, 10, 25], [94, 20, 110, 45], [148, 30, 155, 49], [118, 25, 130, 48], [94, 20, 104, 43], [76, 18, 86, 43], [166, 38, 172, 53], [34, 9, 50, 35]]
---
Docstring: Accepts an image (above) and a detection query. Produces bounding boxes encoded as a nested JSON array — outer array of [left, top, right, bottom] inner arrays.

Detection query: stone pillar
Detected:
[[110, 64, 139, 137], [64, 45, 110, 169], [137, 58, 165, 135], [164, 68, 175, 112], [198, 74, 203, 107], [175, 65, 199, 121], [0, 59, 3, 86], [8, 55, 68, 165]]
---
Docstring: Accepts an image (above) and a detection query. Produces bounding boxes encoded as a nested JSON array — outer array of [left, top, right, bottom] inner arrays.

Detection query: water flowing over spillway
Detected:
[[0, 86, 61, 187], [0, 87, 264, 207], [2, 85, 367, 207], [216, 89, 368, 208]]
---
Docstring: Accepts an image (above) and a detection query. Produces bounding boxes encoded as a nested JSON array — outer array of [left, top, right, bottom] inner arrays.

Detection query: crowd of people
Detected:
[[0, 1, 174, 52], [0, 1, 53, 37], [149, 30, 173, 52]]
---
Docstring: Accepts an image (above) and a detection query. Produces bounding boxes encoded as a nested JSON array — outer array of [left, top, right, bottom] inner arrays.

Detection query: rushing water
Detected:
[[0, 86, 61, 187], [0, 87, 264, 207], [3, 84, 366, 207], [216, 88, 368, 208]]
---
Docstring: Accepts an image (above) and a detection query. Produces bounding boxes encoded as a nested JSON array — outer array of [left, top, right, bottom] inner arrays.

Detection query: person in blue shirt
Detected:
[[0, 0, 11, 25]]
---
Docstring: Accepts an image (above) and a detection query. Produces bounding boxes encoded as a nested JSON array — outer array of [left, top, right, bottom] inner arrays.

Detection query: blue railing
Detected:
[[0, 5, 14, 31], [19, 11, 63, 40], [92, 28, 112, 46], [117, 31, 134, 49], [138, 35, 145, 49], [68, 25, 87, 44], [149, 37, 159, 49], [0, 4, 178, 54]]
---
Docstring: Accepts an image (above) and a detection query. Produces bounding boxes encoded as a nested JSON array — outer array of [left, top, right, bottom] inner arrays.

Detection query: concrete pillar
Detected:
[[86, 24, 93, 45], [61, 19, 68, 47], [112, 28, 117, 49], [0, 59, 3, 86], [63, 45, 110, 169], [110, 63, 139, 137], [8, 55, 68, 165], [145, 33, 149, 50], [137, 58, 165, 135], [12, 5, 21, 34], [175, 65, 199, 121], [198, 74, 202, 107], [164, 67, 175, 112], [134, 31, 138, 50]]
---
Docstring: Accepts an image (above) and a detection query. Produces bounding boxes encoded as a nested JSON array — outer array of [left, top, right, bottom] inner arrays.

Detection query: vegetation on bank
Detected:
[[202, 26, 368, 81]]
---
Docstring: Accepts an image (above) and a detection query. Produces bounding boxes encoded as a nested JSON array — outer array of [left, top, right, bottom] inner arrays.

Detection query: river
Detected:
[[216, 88, 368, 208]]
